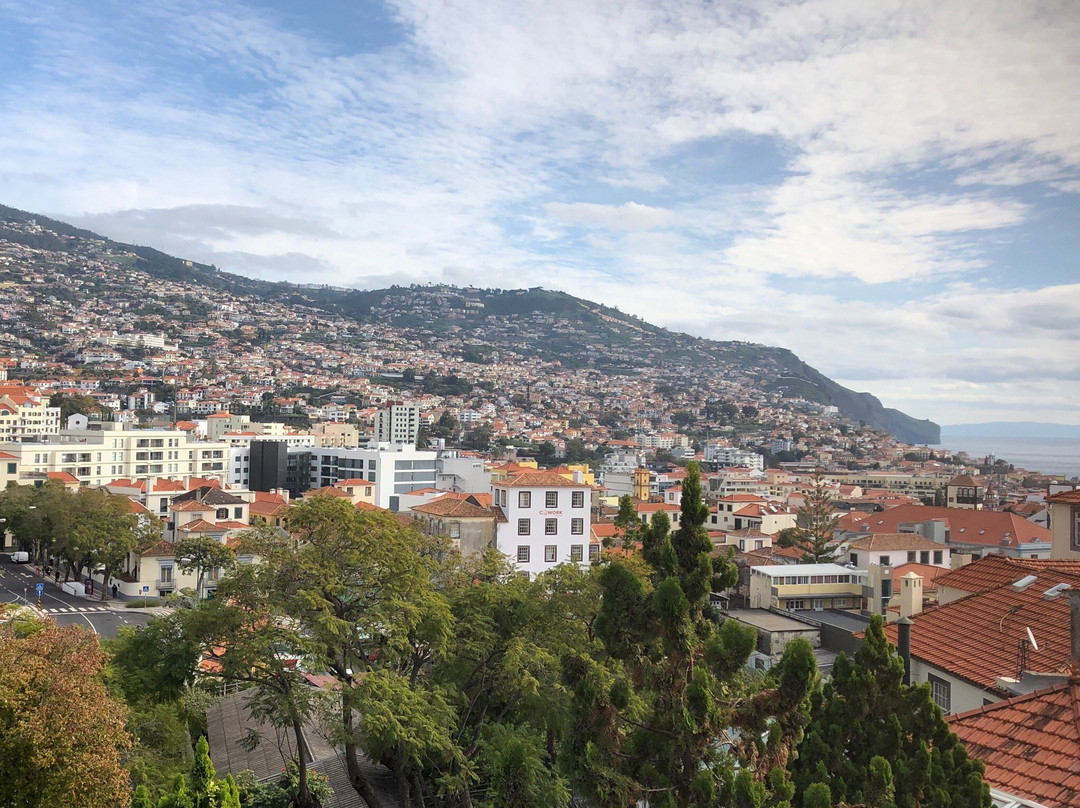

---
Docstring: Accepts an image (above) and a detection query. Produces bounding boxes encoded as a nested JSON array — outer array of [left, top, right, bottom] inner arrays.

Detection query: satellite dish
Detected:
[[1026, 626, 1039, 652]]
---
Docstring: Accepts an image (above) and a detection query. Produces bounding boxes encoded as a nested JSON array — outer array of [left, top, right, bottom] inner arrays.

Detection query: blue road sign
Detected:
[[35, 582, 44, 596]]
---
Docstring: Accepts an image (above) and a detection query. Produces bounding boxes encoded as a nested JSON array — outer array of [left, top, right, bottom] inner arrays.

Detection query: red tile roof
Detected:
[[948, 679, 1080, 808], [936, 555, 1080, 598], [410, 496, 493, 519], [839, 504, 1049, 548], [1048, 489, 1080, 504], [500, 471, 588, 488], [846, 533, 946, 552], [884, 571, 1080, 694]]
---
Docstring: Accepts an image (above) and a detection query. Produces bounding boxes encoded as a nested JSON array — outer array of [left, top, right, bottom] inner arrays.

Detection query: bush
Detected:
[[125, 599, 162, 608]]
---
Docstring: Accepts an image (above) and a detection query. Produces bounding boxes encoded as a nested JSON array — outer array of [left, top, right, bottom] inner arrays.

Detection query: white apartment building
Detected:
[[0, 423, 233, 488], [705, 444, 764, 471], [375, 404, 421, 445], [0, 384, 61, 442], [306, 444, 437, 510], [492, 471, 594, 578]]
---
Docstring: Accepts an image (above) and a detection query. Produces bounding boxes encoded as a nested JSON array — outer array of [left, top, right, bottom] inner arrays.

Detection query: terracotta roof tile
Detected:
[[500, 471, 588, 488], [1048, 489, 1080, 504], [410, 496, 494, 519], [846, 533, 947, 552], [937, 555, 1080, 597], [839, 504, 1049, 548], [948, 679, 1080, 808], [884, 571, 1080, 693]]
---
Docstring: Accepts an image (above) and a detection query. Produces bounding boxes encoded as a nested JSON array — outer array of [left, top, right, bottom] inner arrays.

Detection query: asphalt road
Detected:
[[0, 557, 152, 638]]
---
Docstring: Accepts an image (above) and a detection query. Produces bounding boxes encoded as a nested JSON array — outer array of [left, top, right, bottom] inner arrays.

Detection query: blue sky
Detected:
[[1, 0, 1078, 428]]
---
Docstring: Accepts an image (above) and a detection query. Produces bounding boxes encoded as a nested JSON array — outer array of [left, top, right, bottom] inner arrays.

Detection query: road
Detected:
[[0, 557, 152, 638]]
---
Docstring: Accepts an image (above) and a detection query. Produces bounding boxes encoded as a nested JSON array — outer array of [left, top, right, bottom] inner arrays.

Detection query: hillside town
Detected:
[[4, 216, 1080, 808]]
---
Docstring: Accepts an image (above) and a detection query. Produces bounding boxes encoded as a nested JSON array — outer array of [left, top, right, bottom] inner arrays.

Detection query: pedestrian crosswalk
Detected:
[[44, 606, 113, 614]]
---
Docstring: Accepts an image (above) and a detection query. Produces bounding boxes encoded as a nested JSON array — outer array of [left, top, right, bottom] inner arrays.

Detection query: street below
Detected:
[[0, 557, 152, 638]]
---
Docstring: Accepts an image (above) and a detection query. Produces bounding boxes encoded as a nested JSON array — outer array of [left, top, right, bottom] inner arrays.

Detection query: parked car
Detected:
[[9, 551, 29, 563]]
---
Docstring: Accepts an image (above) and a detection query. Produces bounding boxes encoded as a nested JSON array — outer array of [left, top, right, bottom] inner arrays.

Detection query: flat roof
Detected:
[[724, 608, 820, 633], [751, 563, 864, 576]]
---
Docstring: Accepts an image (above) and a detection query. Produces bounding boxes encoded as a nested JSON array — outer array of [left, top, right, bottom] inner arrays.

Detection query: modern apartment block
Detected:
[[374, 403, 422, 446], [249, 443, 438, 510], [0, 422, 233, 488], [492, 470, 594, 578]]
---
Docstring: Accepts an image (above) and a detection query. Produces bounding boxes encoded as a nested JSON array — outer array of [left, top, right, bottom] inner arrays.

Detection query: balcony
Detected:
[[156, 579, 176, 591]]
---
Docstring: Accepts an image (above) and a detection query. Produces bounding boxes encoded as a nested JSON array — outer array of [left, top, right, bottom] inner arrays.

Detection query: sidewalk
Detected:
[[30, 564, 171, 617]]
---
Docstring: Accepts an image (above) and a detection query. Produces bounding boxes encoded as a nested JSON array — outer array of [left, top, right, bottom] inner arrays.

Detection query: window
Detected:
[[571, 518, 584, 535], [933, 550, 943, 565], [572, 490, 584, 508], [786, 599, 807, 610], [448, 523, 460, 539], [834, 597, 850, 608], [517, 519, 531, 535], [159, 566, 173, 583], [545, 518, 558, 535], [907, 551, 917, 563], [518, 491, 531, 508], [517, 546, 530, 563], [546, 491, 558, 508], [216, 508, 229, 520], [570, 545, 583, 562], [928, 674, 951, 713], [545, 545, 557, 562], [879, 555, 890, 566], [589, 544, 600, 561], [849, 552, 857, 565], [6, 463, 14, 474], [234, 507, 243, 519]]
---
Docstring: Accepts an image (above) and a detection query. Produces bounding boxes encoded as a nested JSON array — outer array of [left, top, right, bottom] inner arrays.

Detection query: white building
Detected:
[[492, 470, 594, 578], [375, 404, 422, 445], [0, 422, 233, 488], [306, 443, 437, 510]]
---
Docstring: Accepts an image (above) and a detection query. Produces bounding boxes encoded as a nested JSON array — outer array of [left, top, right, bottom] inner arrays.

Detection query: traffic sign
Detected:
[[35, 582, 44, 596]]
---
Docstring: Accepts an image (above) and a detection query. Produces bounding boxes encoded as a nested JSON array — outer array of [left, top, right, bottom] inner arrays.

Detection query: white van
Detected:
[[9, 551, 29, 563]]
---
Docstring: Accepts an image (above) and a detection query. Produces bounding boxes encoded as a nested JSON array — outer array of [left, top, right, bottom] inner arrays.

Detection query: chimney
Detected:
[[897, 616, 913, 686], [1069, 588, 1080, 672], [899, 571, 924, 618]]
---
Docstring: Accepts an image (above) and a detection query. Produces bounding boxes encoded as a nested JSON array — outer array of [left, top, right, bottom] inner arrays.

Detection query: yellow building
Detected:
[[749, 564, 867, 612]]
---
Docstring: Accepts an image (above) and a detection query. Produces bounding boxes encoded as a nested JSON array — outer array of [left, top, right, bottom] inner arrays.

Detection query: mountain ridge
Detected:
[[0, 203, 939, 444]]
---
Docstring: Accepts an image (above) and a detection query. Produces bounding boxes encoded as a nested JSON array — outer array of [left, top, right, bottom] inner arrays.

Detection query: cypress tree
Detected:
[[789, 615, 991, 808]]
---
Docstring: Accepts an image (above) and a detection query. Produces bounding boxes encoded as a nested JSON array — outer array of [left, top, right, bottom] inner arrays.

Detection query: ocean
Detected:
[[931, 435, 1080, 480]]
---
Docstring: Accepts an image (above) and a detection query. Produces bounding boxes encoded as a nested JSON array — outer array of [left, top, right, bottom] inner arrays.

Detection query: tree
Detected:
[[462, 423, 495, 451], [415, 424, 430, 450], [789, 615, 991, 808], [59, 487, 159, 599], [612, 494, 641, 548], [792, 472, 839, 563], [174, 536, 236, 599], [273, 497, 455, 808], [0, 623, 132, 808], [182, 545, 325, 808], [49, 392, 99, 422], [571, 462, 816, 807]]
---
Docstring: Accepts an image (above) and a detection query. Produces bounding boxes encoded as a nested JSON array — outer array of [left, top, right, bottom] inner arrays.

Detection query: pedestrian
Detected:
[[54, 568, 60, 583], [112, 583, 118, 599]]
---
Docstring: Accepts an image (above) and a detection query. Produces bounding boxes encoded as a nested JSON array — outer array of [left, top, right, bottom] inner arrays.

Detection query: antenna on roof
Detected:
[[1026, 626, 1039, 653]]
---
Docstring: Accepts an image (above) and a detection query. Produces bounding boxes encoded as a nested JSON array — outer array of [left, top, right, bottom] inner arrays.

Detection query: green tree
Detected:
[[462, 423, 495, 451], [789, 615, 990, 808], [279, 497, 455, 808], [191, 736, 219, 808], [49, 392, 99, 422], [183, 549, 325, 808], [792, 472, 839, 563], [59, 487, 159, 599], [174, 536, 236, 599], [570, 462, 816, 808], [612, 494, 641, 548]]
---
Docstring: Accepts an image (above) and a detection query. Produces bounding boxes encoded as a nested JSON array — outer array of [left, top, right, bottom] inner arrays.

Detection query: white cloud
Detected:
[[545, 202, 675, 231], [0, 0, 1078, 423]]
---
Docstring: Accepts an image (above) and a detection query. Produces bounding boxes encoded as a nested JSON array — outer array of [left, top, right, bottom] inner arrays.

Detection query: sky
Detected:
[[1, 0, 1078, 429]]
